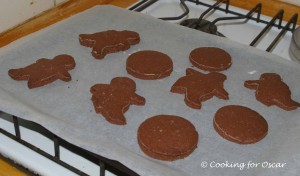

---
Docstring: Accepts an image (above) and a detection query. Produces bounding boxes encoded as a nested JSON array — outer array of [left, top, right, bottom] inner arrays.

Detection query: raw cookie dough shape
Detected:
[[244, 73, 300, 111], [214, 105, 268, 144], [8, 54, 76, 89], [171, 68, 229, 109], [126, 50, 173, 80], [79, 30, 140, 59], [137, 115, 198, 161], [90, 77, 145, 125], [189, 47, 232, 71]]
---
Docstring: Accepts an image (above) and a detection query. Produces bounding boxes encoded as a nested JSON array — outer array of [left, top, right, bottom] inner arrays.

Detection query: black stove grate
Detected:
[[130, 0, 298, 52], [0, 112, 139, 176]]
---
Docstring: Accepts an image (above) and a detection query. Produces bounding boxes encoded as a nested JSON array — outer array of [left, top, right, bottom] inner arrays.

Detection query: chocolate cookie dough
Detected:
[[8, 54, 76, 89], [138, 115, 198, 161], [91, 77, 145, 125], [214, 105, 268, 144], [79, 30, 140, 59], [171, 68, 229, 109], [189, 47, 232, 71], [126, 50, 173, 80], [244, 73, 300, 111]]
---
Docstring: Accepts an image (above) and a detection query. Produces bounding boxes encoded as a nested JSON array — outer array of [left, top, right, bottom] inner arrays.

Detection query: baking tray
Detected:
[[0, 5, 300, 176]]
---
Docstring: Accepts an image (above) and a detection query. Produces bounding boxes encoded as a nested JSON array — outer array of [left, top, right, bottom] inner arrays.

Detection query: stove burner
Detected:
[[180, 18, 225, 37]]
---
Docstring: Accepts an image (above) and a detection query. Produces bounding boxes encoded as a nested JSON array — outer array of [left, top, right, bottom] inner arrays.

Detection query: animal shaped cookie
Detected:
[[79, 30, 140, 59], [90, 77, 145, 125], [8, 54, 76, 89], [244, 73, 300, 111], [171, 68, 229, 109]]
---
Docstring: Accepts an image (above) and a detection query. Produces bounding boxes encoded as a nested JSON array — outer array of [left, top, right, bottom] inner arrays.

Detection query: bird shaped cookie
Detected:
[[171, 68, 229, 109], [8, 54, 76, 89], [244, 73, 300, 111], [90, 77, 145, 125]]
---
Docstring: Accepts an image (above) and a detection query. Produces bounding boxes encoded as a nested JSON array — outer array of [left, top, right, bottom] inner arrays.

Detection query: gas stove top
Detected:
[[129, 0, 298, 61]]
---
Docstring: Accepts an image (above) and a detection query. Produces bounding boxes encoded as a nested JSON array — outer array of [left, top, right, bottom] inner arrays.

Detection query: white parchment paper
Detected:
[[0, 5, 300, 176]]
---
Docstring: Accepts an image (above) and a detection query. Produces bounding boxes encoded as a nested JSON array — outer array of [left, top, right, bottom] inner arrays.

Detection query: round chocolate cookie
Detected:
[[126, 50, 173, 80], [189, 47, 232, 71], [214, 105, 268, 144], [137, 115, 198, 161]]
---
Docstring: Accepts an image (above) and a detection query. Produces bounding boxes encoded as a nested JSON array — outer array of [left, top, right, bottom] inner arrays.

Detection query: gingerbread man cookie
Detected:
[[171, 68, 229, 109], [79, 30, 140, 59], [90, 77, 145, 125], [8, 54, 76, 89], [244, 73, 300, 111]]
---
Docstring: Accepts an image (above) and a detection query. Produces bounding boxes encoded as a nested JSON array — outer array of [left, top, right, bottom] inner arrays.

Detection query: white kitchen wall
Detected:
[[0, 0, 69, 33], [278, 0, 300, 6], [55, 0, 69, 5]]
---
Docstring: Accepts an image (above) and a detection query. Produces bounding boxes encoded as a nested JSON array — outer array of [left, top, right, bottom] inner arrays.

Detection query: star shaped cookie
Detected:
[[171, 68, 229, 109]]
